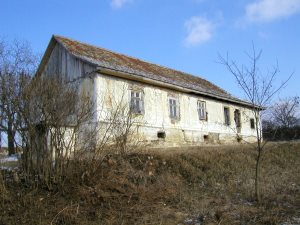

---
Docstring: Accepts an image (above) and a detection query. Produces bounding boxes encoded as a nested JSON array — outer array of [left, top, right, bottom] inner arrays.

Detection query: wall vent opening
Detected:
[[237, 136, 243, 143], [157, 131, 166, 139]]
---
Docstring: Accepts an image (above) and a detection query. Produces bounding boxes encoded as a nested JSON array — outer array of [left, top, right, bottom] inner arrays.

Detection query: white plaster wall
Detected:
[[93, 73, 258, 146]]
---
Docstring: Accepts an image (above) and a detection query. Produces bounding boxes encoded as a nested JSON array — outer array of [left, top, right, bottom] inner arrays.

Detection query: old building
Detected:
[[37, 35, 260, 147]]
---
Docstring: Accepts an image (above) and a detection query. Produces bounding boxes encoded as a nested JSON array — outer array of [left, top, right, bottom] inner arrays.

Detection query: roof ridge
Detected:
[[53, 35, 215, 84]]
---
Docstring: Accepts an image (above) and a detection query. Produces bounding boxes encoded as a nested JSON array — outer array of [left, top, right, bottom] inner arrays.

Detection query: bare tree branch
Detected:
[[218, 44, 292, 202]]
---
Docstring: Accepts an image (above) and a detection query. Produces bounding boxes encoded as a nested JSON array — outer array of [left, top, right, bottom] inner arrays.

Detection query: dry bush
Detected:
[[17, 76, 94, 189], [17, 76, 146, 190], [150, 143, 300, 224], [259, 142, 300, 206], [0, 171, 9, 201], [50, 203, 80, 225], [1, 142, 299, 225], [42, 152, 185, 225]]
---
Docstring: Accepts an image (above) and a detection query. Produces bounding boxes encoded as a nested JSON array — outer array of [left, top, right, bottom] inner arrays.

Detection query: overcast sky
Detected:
[[1, 0, 299, 102]]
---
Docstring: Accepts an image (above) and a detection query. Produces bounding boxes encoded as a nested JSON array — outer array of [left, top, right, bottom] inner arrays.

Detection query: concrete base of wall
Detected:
[[137, 126, 257, 148]]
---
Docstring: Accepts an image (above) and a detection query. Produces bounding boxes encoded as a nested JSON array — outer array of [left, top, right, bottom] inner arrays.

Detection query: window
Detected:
[[224, 107, 230, 126], [234, 109, 241, 128], [130, 90, 144, 114], [169, 97, 180, 119], [250, 118, 255, 129], [197, 100, 206, 120]]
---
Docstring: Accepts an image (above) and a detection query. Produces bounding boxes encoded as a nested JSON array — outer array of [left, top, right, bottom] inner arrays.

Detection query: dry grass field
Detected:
[[0, 142, 299, 225]]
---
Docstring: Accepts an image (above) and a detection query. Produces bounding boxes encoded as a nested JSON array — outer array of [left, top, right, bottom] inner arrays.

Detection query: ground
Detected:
[[0, 142, 299, 225]]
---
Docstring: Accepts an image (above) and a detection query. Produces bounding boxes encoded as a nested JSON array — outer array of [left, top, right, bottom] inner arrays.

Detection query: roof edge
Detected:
[[53, 35, 231, 96], [53, 35, 99, 68], [35, 35, 57, 77], [53, 35, 209, 79], [38, 35, 263, 110], [36, 35, 99, 77]]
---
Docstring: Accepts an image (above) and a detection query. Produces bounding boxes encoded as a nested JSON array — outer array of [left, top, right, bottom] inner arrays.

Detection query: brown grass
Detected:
[[0, 142, 299, 225]]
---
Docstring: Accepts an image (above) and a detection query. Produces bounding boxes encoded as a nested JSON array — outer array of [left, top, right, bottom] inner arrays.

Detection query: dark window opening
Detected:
[[224, 107, 230, 126], [234, 109, 241, 128], [157, 131, 166, 139], [250, 118, 255, 129], [237, 136, 243, 142]]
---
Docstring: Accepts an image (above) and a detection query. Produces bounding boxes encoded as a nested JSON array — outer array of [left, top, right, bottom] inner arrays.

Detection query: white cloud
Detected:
[[111, 0, 133, 9], [245, 0, 300, 22], [184, 16, 214, 47]]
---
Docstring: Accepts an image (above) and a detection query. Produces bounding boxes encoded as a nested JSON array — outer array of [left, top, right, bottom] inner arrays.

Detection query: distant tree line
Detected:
[[263, 96, 300, 141]]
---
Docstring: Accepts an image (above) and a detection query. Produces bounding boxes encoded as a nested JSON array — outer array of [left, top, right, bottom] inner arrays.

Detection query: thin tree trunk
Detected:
[[255, 147, 262, 202], [7, 121, 15, 155], [254, 113, 262, 202]]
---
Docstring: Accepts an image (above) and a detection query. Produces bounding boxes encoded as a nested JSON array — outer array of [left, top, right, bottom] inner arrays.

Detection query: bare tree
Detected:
[[0, 40, 144, 186], [218, 45, 292, 202], [0, 38, 37, 155], [18, 77, 143, 187], [271, 96, 299, 128], [18, 76, 94, 187]]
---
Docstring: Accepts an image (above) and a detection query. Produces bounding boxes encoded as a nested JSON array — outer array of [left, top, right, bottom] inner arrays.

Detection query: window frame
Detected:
[[129, 90, 144, 114], [197, 100, 207, 121], [224, 107, 230, 126], [168, 97, 180, 119]]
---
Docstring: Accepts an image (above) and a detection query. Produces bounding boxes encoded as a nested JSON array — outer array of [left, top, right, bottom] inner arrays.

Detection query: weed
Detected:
[[0, 142, 299, 224]]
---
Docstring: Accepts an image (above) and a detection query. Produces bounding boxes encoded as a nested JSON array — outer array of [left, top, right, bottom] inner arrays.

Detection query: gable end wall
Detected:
[[41, 42, 96, 82]]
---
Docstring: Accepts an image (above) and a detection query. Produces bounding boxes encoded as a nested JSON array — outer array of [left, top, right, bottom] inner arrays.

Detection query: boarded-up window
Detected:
[[197, 100, 206, 120], [130, 91, 144, 114], [250, 118, 255, 129], [224, 107, 230, 126], [169, 97, 180, 119]]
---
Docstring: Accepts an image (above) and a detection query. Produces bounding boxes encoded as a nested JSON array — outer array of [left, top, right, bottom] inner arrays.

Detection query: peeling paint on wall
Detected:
[[93, 73, 258, 147]]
